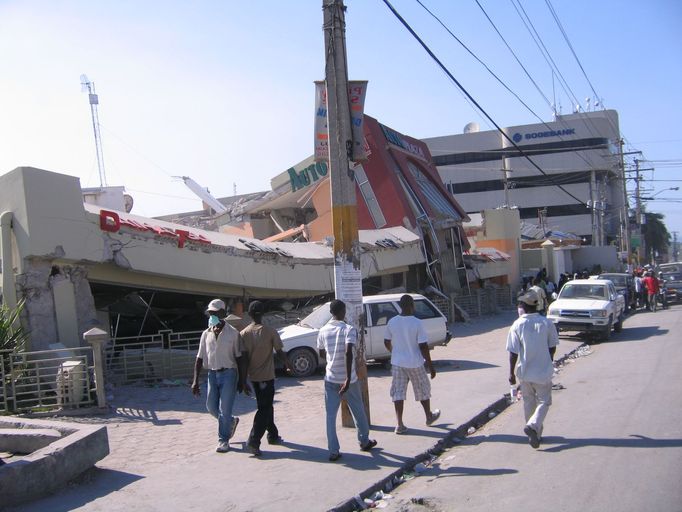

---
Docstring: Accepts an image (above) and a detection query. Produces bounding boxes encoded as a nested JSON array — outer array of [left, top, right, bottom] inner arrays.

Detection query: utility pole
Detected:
[[617, 139, 632, 266], [672, 231, 679, 262], [634, 158, 644, 265], [322, 0, 370, 426]]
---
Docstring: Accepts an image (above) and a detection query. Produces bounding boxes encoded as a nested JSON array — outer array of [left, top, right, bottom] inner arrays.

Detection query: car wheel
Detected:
[[600, 320, 612, 341], [614, 313, 623, 333], [287, 348, 318, 378]]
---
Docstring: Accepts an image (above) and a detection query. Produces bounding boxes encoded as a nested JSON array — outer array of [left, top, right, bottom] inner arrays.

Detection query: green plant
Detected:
[[0, 300, 28, 353]]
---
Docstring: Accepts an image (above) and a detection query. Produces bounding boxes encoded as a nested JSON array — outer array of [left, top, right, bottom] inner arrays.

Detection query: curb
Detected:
[[330, 341, 588, 512]]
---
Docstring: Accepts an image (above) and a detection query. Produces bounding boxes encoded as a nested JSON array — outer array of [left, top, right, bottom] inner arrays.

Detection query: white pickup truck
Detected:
[[547, 279, 625, 342]]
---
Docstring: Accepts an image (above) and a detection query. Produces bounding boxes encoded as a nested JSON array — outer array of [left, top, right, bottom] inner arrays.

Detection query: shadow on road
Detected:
[[607, 326, 670, 343], [422, 464, 518, 480], [539, 434, 682, 452], [8, 467, 143, 512]]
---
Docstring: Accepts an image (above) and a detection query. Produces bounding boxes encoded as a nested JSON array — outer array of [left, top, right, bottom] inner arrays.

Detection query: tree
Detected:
[[643, 212, 670, 258]]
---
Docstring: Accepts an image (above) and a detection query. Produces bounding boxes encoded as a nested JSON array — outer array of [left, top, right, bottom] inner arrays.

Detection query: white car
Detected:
[[279, 293, 451, 377], [547, 279, 625, 341]]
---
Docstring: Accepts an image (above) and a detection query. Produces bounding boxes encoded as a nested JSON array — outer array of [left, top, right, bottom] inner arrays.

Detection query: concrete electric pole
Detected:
[[322, 0, 370, 426]]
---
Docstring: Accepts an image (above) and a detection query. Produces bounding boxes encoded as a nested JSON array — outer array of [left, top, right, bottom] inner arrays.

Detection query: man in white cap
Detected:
[[507, 289, 559, 448], [192, 299, 248, 453]]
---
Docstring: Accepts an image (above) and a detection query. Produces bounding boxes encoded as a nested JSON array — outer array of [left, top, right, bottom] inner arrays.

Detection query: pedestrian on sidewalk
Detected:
[[384, 294, 440, 435], [241, 300, 292, 456], [191, 299, 249, 453], [530, 277, 548, 315], [507, 289, 559, 449], [317, 299, 377, 462]]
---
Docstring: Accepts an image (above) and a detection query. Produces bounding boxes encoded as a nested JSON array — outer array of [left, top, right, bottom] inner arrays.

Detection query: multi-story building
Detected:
[[423, 110, 625, 247]]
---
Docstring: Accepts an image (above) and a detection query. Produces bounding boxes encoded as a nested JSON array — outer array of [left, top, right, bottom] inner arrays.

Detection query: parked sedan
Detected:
[[278, 293, 451, 377]]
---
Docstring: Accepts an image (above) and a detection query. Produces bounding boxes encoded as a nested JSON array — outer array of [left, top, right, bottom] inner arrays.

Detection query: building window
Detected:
[[406, 161, 460, 219], [354, 165, 387, 228]]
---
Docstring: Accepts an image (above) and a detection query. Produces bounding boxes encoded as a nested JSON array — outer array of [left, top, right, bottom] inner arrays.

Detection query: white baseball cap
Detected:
[[206, 299, 226, 312]]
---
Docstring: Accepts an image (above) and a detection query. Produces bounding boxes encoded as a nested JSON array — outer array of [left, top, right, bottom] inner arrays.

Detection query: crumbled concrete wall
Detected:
[[15, 260, 99, 352]]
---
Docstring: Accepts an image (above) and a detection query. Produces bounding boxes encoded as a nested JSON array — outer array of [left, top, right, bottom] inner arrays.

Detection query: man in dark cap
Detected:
[[241, 300, 291, 456], [507, 289, 559, 448]]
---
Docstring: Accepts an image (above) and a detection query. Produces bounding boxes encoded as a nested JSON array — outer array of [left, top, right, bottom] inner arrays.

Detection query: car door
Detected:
[[365, 301, 400, 360], [412, 298, 447, 346]]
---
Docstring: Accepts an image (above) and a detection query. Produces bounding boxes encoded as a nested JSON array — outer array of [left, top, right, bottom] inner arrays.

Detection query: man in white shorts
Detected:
[[384, 294, 440, 434]]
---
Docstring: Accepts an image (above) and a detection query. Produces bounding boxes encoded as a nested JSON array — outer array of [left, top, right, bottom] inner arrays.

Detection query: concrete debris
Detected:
[[467, 426, 476, 435], [413, 463, 427, 474]]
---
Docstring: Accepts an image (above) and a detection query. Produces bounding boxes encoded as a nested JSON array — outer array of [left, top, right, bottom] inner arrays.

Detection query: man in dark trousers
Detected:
[[507, 289, 559, 448], [241, 301, 291, 456]]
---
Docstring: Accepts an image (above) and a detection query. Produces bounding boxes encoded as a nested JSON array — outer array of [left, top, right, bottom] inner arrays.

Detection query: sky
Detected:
[[1, 0, 681, 243]]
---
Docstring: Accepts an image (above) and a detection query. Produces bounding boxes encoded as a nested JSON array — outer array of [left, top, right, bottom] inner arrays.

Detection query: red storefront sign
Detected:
[[99, 209, 211, 249]]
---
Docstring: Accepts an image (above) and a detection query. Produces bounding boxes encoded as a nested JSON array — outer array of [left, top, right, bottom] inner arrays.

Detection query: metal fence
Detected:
[[106, 329, 203, 384], [1, 346, 97, 413], [451, 285, 515, 318]]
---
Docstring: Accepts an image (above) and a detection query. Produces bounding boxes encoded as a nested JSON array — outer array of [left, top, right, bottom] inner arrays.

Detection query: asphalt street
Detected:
[[387, 305, 682, 512]]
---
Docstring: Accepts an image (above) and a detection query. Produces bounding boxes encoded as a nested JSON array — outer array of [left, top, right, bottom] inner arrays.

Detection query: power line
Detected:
[[381, 0, 588, 207]]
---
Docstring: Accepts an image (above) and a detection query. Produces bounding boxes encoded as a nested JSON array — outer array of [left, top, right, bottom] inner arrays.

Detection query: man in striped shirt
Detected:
[[317, 299, 377, 461]]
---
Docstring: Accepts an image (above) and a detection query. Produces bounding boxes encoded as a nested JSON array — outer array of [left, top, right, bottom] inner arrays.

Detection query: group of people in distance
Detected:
[[191, 294, 441, 461], [633, 269, 664, 311]]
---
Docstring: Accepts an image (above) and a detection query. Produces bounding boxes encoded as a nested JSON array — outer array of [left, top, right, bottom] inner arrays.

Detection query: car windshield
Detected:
[[663, 273, 682, 282], [600, 274, 626, 286], [559, 284, 607, 300], [298, 303, 333, 329]]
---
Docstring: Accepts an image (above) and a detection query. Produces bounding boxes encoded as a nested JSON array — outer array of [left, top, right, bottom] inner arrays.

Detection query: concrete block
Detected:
[[0, 417, 109, 507], [0, 428, 62, 454]]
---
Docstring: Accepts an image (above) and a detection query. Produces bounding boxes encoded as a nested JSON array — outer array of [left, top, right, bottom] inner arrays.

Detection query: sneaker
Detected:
[[524, 425, 540, 448], [394, 425, 409, 435], [267, 436, 284, 445], [426, 409, 441, 426], [230, 417, 239, 439], [360, 439, 377, 452], [328, 452, 342, 462], [245, 444, 262, 456], [216, 441, 230, 453]]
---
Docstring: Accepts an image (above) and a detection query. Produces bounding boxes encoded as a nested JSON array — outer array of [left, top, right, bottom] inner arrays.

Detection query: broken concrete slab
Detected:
[[0, 416, 109, 507]]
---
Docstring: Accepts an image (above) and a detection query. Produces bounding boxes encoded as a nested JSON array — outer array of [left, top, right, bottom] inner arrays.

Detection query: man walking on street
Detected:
[[192, 299, 249, 453], [642, 271, 660, 312], [317, 299, 377, 461], [384, 294, 440, 435], [507, 289, 559, 448], [241, 300, 292, 456]]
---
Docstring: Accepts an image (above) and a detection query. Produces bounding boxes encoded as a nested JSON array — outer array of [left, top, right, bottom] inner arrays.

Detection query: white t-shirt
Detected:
[[506, 313, 559, 383], [316, 319, 357, 384], [384, 315, 428, 369]]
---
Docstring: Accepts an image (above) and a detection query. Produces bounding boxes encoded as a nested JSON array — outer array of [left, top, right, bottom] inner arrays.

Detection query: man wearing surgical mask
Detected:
[[192, 299, 249, 453]]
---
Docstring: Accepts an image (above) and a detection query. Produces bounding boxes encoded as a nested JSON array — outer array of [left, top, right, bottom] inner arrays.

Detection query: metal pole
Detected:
[[323, 0, 369, 426], [635, 159, 644, 265], [617, 138, 631, 264]]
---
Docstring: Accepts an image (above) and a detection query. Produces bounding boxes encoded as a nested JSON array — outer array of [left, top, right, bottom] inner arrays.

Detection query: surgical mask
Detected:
[[208, 314, 220, 327], [517, 307, 525, 317]]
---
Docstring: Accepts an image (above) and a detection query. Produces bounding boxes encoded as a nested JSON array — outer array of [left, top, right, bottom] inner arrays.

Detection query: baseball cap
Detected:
[[248, 300, 265, 315], [517, 289, 539, 306], [206, 299, 226, 312]]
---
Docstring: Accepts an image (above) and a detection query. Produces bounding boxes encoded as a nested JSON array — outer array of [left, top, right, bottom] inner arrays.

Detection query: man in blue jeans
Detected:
[[192, 299, 249, 453], [317, 299, 377, 461]]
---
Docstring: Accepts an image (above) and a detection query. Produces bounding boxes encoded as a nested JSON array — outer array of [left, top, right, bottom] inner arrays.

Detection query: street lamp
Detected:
[[640, 186, 680, 201]]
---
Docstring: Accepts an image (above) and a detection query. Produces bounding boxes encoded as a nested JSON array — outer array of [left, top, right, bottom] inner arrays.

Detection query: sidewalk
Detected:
[[10, 311, 584, 512]]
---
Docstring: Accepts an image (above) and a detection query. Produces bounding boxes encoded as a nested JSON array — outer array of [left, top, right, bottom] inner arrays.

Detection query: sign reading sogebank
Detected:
[[511, 128, 576, 143], [99, 209, 211, 248]]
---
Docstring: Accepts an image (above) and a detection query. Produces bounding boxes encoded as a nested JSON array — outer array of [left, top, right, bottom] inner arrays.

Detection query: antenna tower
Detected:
[[80, 74, 107, 187]]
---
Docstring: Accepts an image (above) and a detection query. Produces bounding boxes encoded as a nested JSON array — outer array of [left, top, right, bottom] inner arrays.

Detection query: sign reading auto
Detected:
[[99, 209, 211, 249]]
